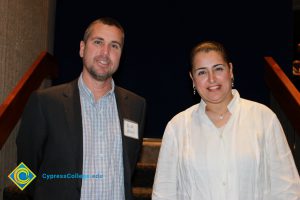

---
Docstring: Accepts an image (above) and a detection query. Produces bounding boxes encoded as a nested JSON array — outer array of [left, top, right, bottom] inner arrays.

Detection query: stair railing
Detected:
[[264, 57, 300, 134], [0, 51, 58, 149]]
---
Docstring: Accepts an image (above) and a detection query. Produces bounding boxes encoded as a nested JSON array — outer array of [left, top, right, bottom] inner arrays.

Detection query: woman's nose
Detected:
[[208, 71, 216, 83]]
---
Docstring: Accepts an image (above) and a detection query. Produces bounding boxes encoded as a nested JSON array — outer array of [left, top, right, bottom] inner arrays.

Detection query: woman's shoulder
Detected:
[[162, 104, 199, 139], [240, 98, 276, 117], [168, 104, 199, 125]]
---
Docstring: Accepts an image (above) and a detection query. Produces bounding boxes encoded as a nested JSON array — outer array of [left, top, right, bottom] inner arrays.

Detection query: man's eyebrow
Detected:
[[91, 37, 122, 47], [91, 36, 103, 40]]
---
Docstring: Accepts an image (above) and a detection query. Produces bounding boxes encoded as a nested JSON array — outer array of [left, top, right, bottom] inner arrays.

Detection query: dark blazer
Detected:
[[16, 79, 146, 200]]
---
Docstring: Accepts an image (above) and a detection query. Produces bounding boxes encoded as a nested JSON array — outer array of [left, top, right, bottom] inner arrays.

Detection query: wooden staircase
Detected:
[[132, 138, 161, 200]]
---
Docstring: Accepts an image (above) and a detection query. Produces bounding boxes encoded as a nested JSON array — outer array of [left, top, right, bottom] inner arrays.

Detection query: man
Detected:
[[17, 17, 146, 200]]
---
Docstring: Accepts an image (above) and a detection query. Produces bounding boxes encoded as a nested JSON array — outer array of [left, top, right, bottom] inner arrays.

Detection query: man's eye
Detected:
[[94, 40, 102, 45], [111, 43, 120, 49], [216, 67, 224, 71]]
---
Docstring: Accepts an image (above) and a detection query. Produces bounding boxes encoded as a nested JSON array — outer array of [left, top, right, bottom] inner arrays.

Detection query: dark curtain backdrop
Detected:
[[53, 0, 293, 138], [294, 8, 300, 89]]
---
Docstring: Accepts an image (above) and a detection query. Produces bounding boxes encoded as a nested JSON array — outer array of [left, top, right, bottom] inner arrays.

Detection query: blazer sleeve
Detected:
[[16, 91, 47, 177]]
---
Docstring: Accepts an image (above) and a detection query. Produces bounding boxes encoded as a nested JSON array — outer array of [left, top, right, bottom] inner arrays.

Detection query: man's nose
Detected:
[[101, 44, 110, 55]]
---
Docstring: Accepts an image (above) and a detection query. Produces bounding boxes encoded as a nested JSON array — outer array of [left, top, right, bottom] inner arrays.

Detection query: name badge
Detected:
[[124, 119, 139, 139]]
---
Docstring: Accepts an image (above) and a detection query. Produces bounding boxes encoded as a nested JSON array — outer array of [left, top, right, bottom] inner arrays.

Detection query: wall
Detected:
[[0, 0, 56, 198]]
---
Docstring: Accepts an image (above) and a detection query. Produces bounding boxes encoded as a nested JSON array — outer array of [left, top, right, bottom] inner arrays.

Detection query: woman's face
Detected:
[[190, 50, 233, 105]]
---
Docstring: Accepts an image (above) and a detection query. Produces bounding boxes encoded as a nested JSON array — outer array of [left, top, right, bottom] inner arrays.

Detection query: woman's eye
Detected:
[[198, 71, 206, 76]]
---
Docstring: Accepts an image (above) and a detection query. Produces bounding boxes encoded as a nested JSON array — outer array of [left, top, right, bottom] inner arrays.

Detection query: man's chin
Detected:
[[86, 67, 114, 82], [92, 73, 112, 82]]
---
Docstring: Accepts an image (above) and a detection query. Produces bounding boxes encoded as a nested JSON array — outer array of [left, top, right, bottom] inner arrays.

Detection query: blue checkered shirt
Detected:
[[78, 75, 125, 200]]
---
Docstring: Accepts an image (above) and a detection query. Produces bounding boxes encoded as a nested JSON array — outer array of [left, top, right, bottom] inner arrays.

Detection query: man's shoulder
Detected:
[[115, 86, 145, 102], [35, 79, 78, 97], [28, 80, 79, 106]]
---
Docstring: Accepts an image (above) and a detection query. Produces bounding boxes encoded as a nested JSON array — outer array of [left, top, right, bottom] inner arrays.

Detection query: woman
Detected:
[[152, 41, 300, 200]]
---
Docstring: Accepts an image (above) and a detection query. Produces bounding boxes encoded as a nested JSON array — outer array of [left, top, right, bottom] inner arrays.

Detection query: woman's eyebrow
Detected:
[[194, 63, 223, 71], [212, 63, 224, 68]]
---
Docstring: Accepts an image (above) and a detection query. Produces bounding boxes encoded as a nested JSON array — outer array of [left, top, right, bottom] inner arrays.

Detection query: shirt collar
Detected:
[[78, 73, 115, 102]]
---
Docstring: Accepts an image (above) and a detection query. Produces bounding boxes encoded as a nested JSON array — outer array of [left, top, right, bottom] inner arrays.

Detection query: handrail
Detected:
[[0, 51, 58, 149], [264, 57, 300, 134]]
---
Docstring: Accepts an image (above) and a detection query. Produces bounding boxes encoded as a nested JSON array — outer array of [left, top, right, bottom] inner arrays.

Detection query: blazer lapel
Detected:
[[62, 80, 82, 141], [115, 87, 132, 199], [62, 80, 83, 190]]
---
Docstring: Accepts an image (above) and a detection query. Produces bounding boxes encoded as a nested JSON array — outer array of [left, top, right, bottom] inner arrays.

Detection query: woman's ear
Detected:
[[229, 62, 234, 79], [189, 71, 194, 81]]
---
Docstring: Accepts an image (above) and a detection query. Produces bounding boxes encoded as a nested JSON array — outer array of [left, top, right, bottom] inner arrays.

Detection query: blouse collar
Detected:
[[197, 89, 240, 116]]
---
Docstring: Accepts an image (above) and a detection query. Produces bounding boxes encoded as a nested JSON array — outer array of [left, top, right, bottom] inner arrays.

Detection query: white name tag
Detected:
[[124, 119, 139, 139]]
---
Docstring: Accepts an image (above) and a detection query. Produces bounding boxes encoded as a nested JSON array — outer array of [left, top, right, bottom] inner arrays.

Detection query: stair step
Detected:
[[132, 138, 160, 199], [133, 187, 152, 200], [139, 138, 161, 164], [3, 185, 30, 200], [133, 163, 156, 187]]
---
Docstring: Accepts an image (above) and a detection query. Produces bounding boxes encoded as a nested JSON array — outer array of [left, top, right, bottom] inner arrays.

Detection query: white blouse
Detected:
[[152, 90, 300, 200]]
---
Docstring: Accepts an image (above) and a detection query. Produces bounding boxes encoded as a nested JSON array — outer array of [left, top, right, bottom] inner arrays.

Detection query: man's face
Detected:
[[79, 22, 124, 81]]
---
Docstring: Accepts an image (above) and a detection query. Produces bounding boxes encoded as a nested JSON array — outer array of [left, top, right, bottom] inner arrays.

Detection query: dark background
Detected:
[[53, 0, 293, 138], [293, 6, 300, 89]]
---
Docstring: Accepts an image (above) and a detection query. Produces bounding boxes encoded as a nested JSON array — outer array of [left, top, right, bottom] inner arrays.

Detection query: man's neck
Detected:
[[82, 73, 113, 101]]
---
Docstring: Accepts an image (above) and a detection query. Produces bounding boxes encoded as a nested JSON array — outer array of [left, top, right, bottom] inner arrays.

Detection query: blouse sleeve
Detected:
[[266, 115, 300, 199], [152, 123, 179, 200]]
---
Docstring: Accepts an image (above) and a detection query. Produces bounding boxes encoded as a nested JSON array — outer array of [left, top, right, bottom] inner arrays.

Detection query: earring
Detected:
[[193, 86, 196, 95], [231, 78, 234, 88]]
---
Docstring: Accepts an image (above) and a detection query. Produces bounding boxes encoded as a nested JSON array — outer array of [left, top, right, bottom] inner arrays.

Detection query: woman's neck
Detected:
[[205, 93, 233, 127]]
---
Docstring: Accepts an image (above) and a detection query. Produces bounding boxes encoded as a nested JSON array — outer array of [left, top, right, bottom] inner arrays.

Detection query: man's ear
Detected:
[[79, 41, 85, 58]]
